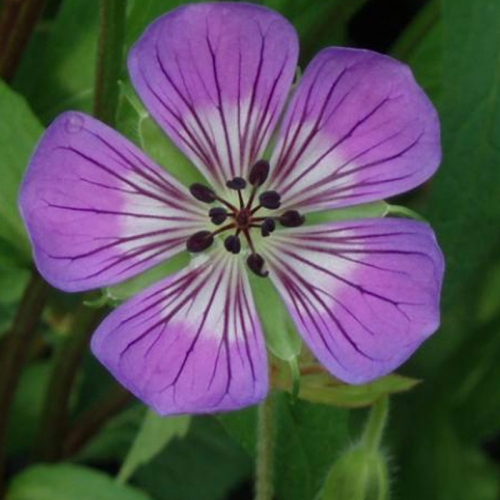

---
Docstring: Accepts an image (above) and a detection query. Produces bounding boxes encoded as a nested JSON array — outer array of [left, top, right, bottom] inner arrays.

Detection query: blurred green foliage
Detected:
[[1, 0, 500, 499]]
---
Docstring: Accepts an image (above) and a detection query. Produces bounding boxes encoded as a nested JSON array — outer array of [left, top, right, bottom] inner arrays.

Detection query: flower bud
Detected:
[[316, 446, 389, 500]]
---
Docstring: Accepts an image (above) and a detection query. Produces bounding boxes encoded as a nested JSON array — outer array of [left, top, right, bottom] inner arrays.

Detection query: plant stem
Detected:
[[0, 0, 47, 81], [62, 384, 131, 458], [93, 0, 126, 125], [36, 306, 107, 461], [0, 271, 50, 494], [255, 394, 275, 500], [35, 0, 126, 462], [362, 396, 389, 453]]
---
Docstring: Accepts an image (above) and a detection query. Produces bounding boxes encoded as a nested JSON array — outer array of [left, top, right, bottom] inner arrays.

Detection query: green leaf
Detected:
[[219, 391, 350, 500], [13, 0, 99, 123], [0, 237, 30, 268], [4, 363, 51, 455], [295, 373, 420, 408], [133, 416, 252, 500], [75, 404, 146, 463], [443, 320, 500, 441], [424, 0, 500, 317], [392, 414, 499, 500], [0, 81, 42, 259], [218, 405, 259, 457], [391, 0, 441, 102], [0, 266, 30, 304], [273, 393, 350, 500], [222, 394, 352, 500], [118, 411, 191, 483], [6, 464, 152, 500]]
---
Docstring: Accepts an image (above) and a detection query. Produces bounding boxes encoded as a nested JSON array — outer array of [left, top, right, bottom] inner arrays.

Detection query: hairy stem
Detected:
[[93, 0, 126, 125], [35, 0, 126, 462], [0, 0, 47, 81], [0, 271, 50, 493], [255, 394, 275, 500], [362, 396, 389, 453]]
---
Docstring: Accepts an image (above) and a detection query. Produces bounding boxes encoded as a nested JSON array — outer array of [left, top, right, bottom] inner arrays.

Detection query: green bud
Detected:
[[317, 397, 390, 500], [316, 445, 389, 500]]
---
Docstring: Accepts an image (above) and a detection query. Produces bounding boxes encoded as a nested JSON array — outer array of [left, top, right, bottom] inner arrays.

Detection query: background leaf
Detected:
[[133, 416, 252, 500], [6, 464, 152, 500], [14, 0, 99, 123], [118, 411, 191, 484], [0, 81, 42, 260]]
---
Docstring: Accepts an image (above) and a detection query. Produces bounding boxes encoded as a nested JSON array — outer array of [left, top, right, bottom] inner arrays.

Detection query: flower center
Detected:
[[235, 208, 251, 229], [186, 160, 305, 278]]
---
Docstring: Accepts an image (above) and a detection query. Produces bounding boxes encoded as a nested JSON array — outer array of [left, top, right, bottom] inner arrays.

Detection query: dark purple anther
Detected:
[[209, 207, 228, 225], [189, 183, 216, 203], [186, 231, 214, 253], [226, 177, 247, 190], [247, 253, 268, 278], [261, 217, 275, 237], [259, 190, 281, 209], [279, 210, 305, 227], [248, 160, 270, 187], [224, 234, 241, 254]]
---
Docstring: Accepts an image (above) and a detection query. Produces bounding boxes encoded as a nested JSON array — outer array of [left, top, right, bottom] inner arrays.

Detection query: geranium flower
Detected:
[[19, 2, 444, 415]]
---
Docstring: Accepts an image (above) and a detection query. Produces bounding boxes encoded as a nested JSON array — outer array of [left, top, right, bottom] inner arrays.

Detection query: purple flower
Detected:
[[19, 3, 444, 415]]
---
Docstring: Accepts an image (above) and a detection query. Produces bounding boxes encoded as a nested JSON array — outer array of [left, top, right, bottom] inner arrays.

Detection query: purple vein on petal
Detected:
[[91, 254, 268, 415], [267, 48, 441, 213], [262, 218, 444, 384], [127, 3, 298, 190], [19, 112, 207, 292]]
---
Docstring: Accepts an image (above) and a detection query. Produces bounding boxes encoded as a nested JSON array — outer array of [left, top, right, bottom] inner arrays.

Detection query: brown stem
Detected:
[[0, 0, 47, 81], [62, 384, 131, 458], [0, 271, 50, 494]]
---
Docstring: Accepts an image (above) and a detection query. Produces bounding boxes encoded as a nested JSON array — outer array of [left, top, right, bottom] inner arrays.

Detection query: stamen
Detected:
[[226, 177, 247, 190], [247, 253, 269, 278], [189, 183, 216, 203], [279, 210, 305, 227], [259, 191, 281, 210], [224, 234, 241, 254], [214, 196, 238, 212], [186, 231, 214, 253], [249, 160, 270, 187], [209, 207, 228, 225], [188, 167, 300, 265], [261, 217, 275, 237]]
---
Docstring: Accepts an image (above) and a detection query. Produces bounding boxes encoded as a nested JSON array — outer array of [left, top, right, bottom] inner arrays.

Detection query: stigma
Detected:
[[186, 160, 305, 278]]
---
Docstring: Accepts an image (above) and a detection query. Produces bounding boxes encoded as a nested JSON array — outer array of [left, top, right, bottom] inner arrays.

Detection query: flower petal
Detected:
[[128, 3, 298, 190], [91, 254, 268, 415], [263, 219, 444, 383], [19, 112, 207, 292], [268, 48, 441, 212]]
